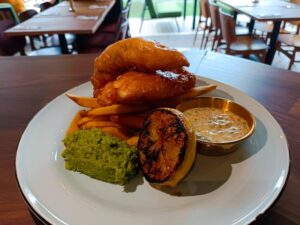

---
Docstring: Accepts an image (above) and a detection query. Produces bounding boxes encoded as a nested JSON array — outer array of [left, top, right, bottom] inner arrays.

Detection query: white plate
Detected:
[[16, 77, 289, 225]]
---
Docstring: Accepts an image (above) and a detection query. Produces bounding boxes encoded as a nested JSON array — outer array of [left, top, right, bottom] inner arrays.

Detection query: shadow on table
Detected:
[[154, 118, 267, 196]]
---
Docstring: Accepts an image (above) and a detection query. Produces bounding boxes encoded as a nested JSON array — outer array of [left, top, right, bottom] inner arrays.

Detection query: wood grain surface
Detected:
[[0, 51, 299, 225], [218, 0, 300, 21], [197, 51, 300, 225], [0, 54, 97, 225], [4, 0, 115, 36]]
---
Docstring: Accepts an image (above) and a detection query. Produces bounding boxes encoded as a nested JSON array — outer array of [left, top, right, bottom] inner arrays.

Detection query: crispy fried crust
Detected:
[[91, 38, 190, 91], [96, 69, 196, 106]]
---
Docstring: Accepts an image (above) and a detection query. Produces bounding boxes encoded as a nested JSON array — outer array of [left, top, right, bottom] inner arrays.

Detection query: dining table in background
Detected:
[[4, 0, 115, 54], [0, 50, 299, 225], [217, 0, 300, 65]]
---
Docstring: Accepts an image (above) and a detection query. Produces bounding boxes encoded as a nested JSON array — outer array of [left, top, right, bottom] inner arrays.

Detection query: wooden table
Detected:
[[0, 51, 299, 225], [4, 0, 115, 54], [218, 0, 300, 65]]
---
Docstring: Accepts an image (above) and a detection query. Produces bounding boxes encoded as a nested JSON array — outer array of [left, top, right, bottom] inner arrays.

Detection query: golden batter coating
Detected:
[[91, 37, 190, 92], [96, 69, 196, 106]]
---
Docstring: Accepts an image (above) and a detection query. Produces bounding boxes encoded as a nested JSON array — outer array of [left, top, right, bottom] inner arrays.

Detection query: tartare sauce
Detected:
[[184, 107, 249, 143]]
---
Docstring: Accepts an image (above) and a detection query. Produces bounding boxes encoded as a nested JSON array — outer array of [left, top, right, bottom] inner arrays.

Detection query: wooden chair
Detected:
[[288, 21, 300, 35], [193, 0, 211, 47], [0, 19, 25, 55], [276, 34, 300, 70], [77, 20, 129, 54], [207, 0, 221, 50], [0, 18, 61, 56], [18, 8, 37, 21], [273, 0, 300, 70], [76, 2, 131, 53], [285, 0, 300, 34], [219, 9, 268, 62], [139, 0, 182, 32], [0, 3, 61, 56], [39, 2, 52, 12], [55, 0, 128, 53], [207, 1, 249, 51], [253, 0, 300, 41], [0, 3, 25, 55], [98, 0, 131, 38], [194, 0, 237, 48], [51, 0, 62, 6], [253, 21, 290, 42], [94, 0, 131, 40]]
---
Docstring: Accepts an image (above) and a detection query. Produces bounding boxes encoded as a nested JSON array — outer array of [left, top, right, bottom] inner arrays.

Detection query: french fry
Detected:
[[77, 115, 109, 127], [110, 114, 144, 129], [82, 121, 121, 129], [66, 94, 100, 108], [65, 110, 84, 136], [126, 136, 139, 146], [79, 110, 88, 116], [156, 85, 217, 107], [77, 116, 95, 127], [66, 84, 216, 141], [101, 127, 130, 140], [87, 104, 149, 116]]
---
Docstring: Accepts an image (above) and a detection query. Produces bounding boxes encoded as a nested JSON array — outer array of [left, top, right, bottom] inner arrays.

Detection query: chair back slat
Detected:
[[0, 19, 25, 55], [18, 9, 38, 22], [209, 0, 220, 30], [290, 0, 300, 4], [39, 2, 52, 12], [219, 8, 236, 45], [200, 0, 210, 18], [51, 0, 61, 6]]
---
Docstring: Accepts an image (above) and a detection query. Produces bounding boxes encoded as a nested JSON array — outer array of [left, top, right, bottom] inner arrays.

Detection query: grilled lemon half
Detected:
[[138, 108, 196, 187]]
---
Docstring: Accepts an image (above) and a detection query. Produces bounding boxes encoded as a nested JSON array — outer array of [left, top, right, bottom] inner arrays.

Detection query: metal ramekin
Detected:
[[176, 97, 256, 156]]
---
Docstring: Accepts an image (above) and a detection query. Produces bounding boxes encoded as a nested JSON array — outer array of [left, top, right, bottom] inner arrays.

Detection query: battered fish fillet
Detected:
[[92, 37, 190, 91], [96, 69, 196, 106]]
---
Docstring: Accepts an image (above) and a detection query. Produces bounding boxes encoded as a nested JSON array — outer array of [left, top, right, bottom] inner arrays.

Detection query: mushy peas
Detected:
[[184, 107, 249, 143], [62, 128, 138, 185]]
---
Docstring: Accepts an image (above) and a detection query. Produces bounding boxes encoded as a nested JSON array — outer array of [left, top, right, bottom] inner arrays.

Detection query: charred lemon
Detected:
[[138, 108, 196, 187]]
